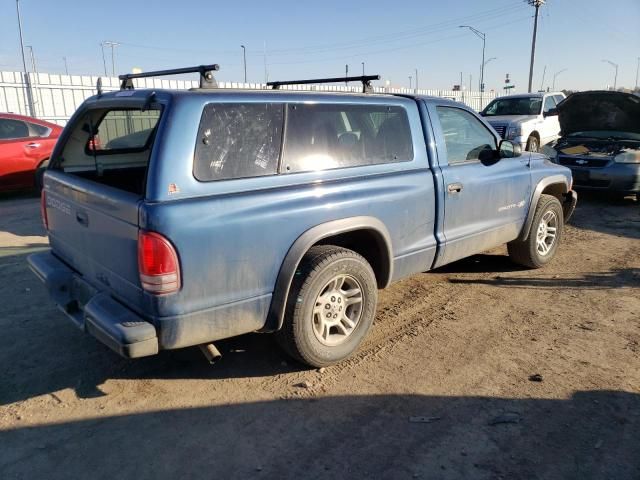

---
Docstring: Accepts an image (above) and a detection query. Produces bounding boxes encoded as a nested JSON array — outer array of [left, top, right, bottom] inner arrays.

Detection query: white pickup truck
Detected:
[[481, 92, 566, 152]]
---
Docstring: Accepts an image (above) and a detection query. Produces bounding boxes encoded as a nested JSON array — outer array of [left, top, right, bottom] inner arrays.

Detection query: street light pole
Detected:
[[408, 76, 412, 89], [241, 45, 247, 83], [63, 56, 69, 75], [552, 68, 567, 91], [602, 59, 618, 90], [415, 68, 419, 91], [459, 25, 486, 94], [15, 0, 34, 116], [362, 62, 365, 76], [527, 0, 545, 93]]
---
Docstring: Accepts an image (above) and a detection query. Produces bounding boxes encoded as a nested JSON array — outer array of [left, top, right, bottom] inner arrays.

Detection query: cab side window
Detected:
[[282, 104, 413, 173], [0, 119, 30, 140], [436, 107, 496, 165]]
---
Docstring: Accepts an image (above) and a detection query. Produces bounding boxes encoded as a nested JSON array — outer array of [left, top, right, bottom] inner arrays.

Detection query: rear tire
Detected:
[[275, 245, 378, 367], [526, 135, 540, 152], [508, 194, 564, 269]]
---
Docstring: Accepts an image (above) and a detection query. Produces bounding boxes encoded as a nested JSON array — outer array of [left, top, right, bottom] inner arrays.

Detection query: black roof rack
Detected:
[[267, 75, 380, 94], [119, 64, 220, 90]]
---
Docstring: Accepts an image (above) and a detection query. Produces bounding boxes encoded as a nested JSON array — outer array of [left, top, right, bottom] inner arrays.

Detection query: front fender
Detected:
[[519, 174, 570, 241]]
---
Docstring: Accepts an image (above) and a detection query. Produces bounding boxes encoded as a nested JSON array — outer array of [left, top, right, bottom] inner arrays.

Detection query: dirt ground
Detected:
[[0, 191, 638, 480]]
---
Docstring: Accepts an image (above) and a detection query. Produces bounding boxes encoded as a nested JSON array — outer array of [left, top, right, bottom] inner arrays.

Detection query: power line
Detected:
[[116, 2, 527, 59], [266, 15, 531, 67]]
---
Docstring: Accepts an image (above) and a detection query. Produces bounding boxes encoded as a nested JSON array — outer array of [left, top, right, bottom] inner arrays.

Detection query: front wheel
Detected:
[[526, 135, 540, 152], [276, 245, 378, 367], [508, 194, 564, 269]]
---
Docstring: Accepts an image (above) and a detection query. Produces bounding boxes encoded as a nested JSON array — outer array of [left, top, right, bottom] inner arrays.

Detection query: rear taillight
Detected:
[[40, 190, 48, 230], [138, 231, 181, 294]]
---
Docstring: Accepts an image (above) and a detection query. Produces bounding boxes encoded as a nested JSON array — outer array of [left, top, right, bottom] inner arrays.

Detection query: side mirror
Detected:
[[544, 108, 558, 117], [499, 140, 522, 158]]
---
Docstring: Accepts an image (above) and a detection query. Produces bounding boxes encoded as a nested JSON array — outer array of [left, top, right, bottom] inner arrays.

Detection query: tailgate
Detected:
[[44, 170, 143, 310]]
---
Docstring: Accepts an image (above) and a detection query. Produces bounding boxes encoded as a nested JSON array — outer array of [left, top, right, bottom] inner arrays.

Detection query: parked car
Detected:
[[28, 67, 577, 367], [480, 92, 566, 153], [0, 113, 62, 192], [543, 90, 640, 199]]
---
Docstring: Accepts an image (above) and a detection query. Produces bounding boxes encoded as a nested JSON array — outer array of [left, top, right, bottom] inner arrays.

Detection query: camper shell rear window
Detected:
[[53, 106, 162, 195]]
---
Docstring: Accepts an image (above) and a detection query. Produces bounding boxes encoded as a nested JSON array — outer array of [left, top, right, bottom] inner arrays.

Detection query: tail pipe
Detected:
[[199, 343, 222, 364]]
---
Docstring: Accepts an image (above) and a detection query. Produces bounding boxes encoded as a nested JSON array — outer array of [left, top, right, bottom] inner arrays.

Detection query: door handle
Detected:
[[26, 142, 41, 149], [76, 211, 89, 227], [447, 182, 463, 194]]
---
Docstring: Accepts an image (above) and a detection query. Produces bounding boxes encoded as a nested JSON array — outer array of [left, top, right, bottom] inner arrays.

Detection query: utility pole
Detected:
[[415, 68, 419, 91], [100, 42, 107, 76], [103, 41, 120, 76], [345, 64, 349, 84], [240, 45, 247, 83], [15, 0, 34, 117], [552, 68, 567, 91], [25, 45, 40, 117], [602, 59, 618, 90], [362, 62, 365, 76], [408, 76, 412, 89], [63, 56, 69, 75], [539, 65, 546, 91], [26, 45, 37, 74], [527, 0, 545, 93], [263, 41, 268, 84]]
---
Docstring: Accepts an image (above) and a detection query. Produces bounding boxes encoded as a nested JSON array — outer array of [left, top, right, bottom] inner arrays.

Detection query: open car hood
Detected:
[[557, 91, 640, 136]]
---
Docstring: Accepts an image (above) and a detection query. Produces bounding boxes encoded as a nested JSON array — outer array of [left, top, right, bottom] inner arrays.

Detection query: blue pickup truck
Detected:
[[28, 67, 577, 367]]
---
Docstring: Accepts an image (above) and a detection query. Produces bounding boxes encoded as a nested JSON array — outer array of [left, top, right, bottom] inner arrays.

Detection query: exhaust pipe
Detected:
[[199, 343, 222, 364]]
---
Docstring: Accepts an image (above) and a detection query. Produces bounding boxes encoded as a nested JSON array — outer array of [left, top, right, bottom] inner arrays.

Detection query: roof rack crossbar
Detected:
[[119, 64, 220, 90], [267, 75, 380, 93]]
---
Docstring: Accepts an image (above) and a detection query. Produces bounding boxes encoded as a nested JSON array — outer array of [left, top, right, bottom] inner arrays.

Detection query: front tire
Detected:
[[526, 135, 540, 152], [276, 245, 378, 367], [508, 194, 564, 269]]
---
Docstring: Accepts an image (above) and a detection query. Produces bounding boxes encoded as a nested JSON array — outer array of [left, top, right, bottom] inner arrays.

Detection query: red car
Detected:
[[0, 113, 63, 192]]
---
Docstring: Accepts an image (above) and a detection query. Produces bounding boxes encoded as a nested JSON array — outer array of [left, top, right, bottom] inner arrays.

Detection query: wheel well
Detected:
[[541, 183, 566, 203], [314, 229, 391, 289]]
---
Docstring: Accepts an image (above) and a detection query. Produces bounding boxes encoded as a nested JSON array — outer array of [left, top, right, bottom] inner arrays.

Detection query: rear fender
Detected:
[[262, 216, 393, 332]]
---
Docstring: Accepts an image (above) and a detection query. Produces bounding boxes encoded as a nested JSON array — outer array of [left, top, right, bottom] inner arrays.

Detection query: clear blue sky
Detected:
[[1, 0, 638, 92]]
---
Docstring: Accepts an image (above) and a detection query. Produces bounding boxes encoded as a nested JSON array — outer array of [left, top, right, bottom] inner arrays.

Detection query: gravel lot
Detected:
[[0, 191, 639, 479]]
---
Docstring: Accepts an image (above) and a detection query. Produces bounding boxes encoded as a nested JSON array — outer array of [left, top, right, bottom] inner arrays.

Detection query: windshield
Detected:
[[566, 130, 640, 141], [482, 97, 542, 116]]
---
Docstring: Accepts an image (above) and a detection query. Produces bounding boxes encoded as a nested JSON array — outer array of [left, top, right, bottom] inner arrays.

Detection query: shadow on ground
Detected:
[[448, 267, 640, 290], [2, 391, 639, 479], [570, 191, 639, 240]]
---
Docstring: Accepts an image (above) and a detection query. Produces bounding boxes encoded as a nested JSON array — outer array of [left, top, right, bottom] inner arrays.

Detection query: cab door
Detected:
[[427, 103, 531, 267]]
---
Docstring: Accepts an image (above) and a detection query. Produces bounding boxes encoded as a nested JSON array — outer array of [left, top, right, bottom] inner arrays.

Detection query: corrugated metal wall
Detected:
[[1, 71, 496, 125]]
